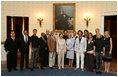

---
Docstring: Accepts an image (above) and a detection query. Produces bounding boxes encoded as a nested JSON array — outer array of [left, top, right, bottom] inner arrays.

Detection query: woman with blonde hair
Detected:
[[103, 31, 113, 73], [93, 33, 105, 74], [66, 33, 75, 68]]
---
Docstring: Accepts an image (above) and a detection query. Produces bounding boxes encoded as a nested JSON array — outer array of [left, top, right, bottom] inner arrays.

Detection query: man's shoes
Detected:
[[96, 71, 102, 74], [96, 71, 101, 74], [30, 68, 33, 71], [96, 72, 99, 74], [8, 69, 11, 72], [90, 70, 93, 72], [13, 68, 17, 71], [41, 67, 44, 69], [26, 67, 29, 69], [50, 67, 53, 69], [20, 68, 23, 70], [34, 67, 39, 69]]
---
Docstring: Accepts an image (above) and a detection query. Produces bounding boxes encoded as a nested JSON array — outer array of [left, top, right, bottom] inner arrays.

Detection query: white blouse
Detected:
[[56, 39, 66, 52]]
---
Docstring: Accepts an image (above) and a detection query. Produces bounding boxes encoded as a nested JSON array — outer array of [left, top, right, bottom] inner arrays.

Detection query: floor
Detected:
[[1, 68, 117, 76], [1, 58, 117, 74]]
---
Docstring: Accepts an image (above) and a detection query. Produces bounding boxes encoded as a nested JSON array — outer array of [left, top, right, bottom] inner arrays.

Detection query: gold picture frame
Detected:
[[53, 3, 76, 32]]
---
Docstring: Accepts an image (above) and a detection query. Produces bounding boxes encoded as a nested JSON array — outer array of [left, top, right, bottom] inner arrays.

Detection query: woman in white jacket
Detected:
[[66, 33, 75, 68], [56, 33, 66, 69]]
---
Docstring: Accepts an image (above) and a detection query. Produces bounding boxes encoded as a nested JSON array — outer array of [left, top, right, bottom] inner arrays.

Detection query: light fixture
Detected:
[[84, 13, 91, 27], [37, 14, 45, 27]]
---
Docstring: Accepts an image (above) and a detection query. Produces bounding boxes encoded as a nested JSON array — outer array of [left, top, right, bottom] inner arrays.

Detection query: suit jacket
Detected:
[[39, 37, 47, 53], [75, 37, 87, 53], [56, 39, 66, 52], [4, 37, 19, 53], [44, 34, 50, 41], [72, 36, 78, 40], [47, 35, 56, 52], [63, 35, 68, 41], [19, 35, 30, 53]]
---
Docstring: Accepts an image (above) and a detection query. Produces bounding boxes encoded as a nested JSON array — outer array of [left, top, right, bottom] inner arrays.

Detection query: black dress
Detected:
[[103, 37, 112, 62], [86, 39, 95, 71]]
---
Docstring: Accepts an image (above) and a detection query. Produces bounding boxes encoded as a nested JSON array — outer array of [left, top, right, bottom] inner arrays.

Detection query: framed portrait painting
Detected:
[[53, 3, 75, 32]]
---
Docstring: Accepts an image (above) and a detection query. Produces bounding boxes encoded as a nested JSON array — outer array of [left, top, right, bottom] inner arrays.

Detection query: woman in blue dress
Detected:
[[66, 33, 75, 68]]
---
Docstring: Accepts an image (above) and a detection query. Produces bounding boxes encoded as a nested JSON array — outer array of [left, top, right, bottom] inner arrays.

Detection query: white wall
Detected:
[[1, 1, 117, 61]]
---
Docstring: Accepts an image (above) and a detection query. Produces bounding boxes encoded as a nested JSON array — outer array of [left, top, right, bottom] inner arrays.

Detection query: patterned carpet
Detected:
[[1, 68, 117, 76]]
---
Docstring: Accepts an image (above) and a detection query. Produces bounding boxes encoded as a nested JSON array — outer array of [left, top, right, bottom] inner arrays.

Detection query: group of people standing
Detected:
[[4, 28, 112, 74]]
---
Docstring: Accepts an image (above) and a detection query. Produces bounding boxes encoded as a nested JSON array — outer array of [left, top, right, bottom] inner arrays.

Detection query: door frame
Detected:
[[100, 11, 117, 35]]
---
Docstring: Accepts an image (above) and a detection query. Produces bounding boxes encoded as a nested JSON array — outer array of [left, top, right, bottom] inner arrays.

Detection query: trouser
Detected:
[[7, 52, 17, 70], [40, 51, 46, 67], [49, 52, 56, 67], [20, 51, 29, 68], [95, 52, 103, 72], [30, 48, 38, 69], [73, 53, 76, 67], [55, 54, 58, 66], [58, 51, 65, 68], [86, 53, 94, 71], [45, 50, 49, 66], [76, 52, 85, 69], [64, 54, 68, 65]]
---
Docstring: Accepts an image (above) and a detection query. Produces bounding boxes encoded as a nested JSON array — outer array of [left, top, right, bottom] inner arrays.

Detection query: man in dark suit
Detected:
[[44, 30, 50, 41], [72, 31, 78, 67], [63, 30, 68, 65], [39, 32, 48, 69], [19, 30, 30, 70], [44, 30, 50, 66], [4, 31, 19, 72]]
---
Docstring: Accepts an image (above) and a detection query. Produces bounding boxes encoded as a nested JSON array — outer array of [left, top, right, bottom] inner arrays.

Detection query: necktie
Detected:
[[13, 38, 15, 41], [25, 35, 28, 43]]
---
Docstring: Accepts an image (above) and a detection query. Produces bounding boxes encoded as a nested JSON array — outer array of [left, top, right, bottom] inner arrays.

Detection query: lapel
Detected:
[[23, 35, 26, 43], [11, 37, 16, 42], [78, 37, 83, 45], [50, 36, 56, 42], [42, 37, 46, 43], [22, 36, 25, 42], [23, 35, 29, 43]]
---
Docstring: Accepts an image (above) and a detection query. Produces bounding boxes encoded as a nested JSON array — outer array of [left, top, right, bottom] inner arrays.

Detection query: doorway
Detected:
[[7, 16, 29, 65], [7, 16, 29, 38], [104, 15, 117, 60]]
